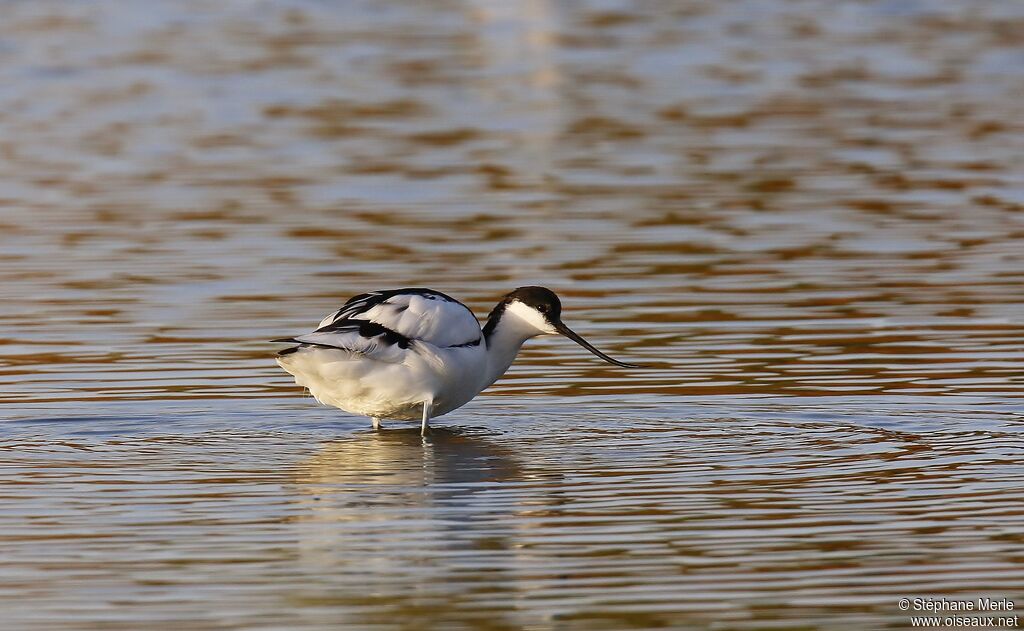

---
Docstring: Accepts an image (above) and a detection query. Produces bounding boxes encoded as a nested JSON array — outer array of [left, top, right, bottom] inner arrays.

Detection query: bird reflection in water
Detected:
[[291, 427, 524, 573], [298, 426, 522, 488]]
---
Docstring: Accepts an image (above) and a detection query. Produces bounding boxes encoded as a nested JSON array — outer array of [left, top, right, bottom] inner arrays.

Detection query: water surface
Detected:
[[1, 1, 1024, 629]]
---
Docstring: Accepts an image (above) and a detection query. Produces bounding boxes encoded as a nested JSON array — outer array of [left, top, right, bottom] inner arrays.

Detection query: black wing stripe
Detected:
[[275, 323, 478, 353], [276, 289, 480, 356], [313, 318, 412, 349], [321, 288, 459, 326], [273, 320, 411, 357]]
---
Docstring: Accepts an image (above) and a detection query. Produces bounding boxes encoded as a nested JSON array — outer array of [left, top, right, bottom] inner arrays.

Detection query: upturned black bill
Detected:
[[554, 321, 642, 368]]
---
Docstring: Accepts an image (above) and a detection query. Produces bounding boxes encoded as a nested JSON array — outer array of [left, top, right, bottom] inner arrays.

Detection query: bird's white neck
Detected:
[[480, 303, 551, 389]]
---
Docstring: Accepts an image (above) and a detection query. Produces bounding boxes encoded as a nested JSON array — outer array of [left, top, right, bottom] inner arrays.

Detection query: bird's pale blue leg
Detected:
[[372, 417, 381, 431], [420, 401, 431, 436]]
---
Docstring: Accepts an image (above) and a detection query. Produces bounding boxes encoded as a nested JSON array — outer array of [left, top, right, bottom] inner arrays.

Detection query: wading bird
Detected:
[[274, 286, 640, 434]]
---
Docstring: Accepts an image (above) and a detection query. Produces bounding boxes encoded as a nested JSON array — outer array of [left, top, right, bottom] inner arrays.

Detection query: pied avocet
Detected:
[[274, 286, 640, 434]]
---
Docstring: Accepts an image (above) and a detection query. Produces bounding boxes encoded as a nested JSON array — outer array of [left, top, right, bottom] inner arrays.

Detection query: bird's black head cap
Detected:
[[484, 286, 561, 337], [505, 286, 561, 320]]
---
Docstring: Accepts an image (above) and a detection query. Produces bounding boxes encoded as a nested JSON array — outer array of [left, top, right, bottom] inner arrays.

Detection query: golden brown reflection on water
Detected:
[[1, 0, 1024, 628]]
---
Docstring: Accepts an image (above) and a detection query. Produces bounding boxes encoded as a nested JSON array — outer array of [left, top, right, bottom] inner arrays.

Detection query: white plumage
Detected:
[[274, 287, 640, 434]]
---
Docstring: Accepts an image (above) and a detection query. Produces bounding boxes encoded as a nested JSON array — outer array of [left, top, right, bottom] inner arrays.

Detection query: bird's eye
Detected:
[[537, 305, 548, 313]]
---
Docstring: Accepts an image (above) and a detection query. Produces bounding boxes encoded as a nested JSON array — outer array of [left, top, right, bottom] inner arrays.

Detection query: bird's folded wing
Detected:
[[318, 290, 481, 348], [273, 320, 410, 364]]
